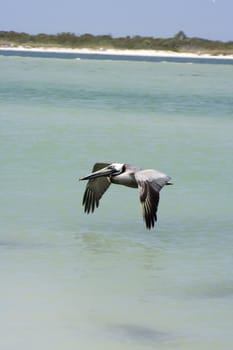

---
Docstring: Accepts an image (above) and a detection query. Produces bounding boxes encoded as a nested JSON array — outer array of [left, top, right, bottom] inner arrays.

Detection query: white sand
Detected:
[[1, 45, 233, 59]]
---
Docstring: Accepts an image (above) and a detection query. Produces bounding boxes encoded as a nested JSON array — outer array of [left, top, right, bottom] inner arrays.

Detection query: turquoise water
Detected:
[[0, 54, 233, 350]]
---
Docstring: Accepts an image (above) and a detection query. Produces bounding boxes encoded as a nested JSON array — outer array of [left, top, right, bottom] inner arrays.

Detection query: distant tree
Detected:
[[56, 32, 78, 46], [174, 31, 187, 41]]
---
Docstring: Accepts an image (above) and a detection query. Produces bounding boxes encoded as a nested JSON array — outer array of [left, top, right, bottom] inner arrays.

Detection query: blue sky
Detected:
[[1, 0, 232, 41]]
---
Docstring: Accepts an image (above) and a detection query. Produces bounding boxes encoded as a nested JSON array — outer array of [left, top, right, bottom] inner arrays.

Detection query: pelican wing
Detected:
[[135, 170, 171, 229], [82, 163, 111, 213]]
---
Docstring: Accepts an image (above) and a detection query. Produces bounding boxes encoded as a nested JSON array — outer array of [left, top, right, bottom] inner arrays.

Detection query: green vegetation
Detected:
[[0, 30, 233, 55]]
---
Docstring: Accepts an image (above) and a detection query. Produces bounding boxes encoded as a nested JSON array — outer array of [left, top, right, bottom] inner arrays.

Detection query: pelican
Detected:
[[79, 162, 172, 229]]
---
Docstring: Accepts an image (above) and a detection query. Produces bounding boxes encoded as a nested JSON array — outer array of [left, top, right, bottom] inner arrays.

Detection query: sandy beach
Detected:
[[1, 45, 233, 59]]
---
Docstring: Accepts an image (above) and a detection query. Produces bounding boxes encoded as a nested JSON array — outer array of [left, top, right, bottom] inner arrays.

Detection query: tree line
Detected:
[[0, 30, 233, 55]]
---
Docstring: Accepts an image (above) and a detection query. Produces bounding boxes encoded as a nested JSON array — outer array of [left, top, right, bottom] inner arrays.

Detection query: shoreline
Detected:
[[1, 45, 233, 60]]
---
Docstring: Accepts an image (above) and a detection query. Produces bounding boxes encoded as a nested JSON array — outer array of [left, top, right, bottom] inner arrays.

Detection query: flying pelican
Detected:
[[79, 162, 172, 229]]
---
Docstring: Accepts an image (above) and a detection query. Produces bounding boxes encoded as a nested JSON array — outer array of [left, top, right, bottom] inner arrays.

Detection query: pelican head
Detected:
[[79, 163, 125, 181]]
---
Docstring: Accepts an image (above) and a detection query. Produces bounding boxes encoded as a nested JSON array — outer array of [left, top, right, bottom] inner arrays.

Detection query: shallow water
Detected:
[[0, 54, 233, 349]]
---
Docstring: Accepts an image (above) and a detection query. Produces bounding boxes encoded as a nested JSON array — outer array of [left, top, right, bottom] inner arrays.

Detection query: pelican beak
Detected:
[[79, 166, 114, 181]]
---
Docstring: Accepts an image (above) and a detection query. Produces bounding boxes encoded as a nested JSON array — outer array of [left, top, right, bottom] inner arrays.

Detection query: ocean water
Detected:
[[0, 53, 233, 350]]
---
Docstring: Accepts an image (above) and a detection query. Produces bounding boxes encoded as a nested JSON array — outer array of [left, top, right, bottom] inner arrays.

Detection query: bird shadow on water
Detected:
[[107, 323, 174, 346]]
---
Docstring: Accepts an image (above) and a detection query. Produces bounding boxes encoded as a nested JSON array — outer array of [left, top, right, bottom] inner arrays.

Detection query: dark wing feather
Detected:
[[82, 163, 111, 214], [92, 163, 111, 173], [135, 170, 171, 229], [137, 180, 159, 229]]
